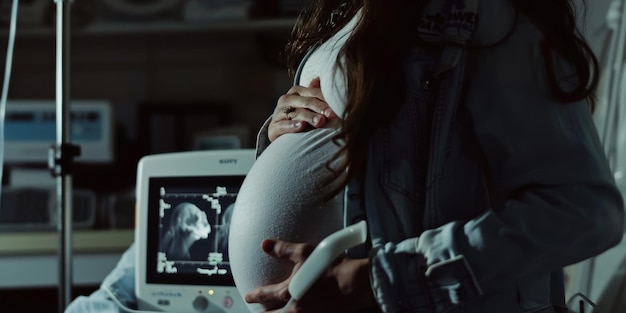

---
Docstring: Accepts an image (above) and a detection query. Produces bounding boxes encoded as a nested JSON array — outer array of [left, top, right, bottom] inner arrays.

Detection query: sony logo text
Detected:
[[219, 159, 238, 165]]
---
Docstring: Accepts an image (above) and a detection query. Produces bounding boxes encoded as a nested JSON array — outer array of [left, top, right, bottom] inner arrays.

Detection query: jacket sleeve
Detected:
[[417, 14, 624, 302]]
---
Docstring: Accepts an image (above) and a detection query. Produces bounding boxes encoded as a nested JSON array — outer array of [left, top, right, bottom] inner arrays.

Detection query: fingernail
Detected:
[[262, 239, 276, 252], [323, 109, 334, 118], [294, 122, 302, 128], [313, 116, 320, 125]]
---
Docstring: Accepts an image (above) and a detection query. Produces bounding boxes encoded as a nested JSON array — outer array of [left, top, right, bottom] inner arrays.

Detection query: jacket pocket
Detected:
[[381, 49, 438, 201]]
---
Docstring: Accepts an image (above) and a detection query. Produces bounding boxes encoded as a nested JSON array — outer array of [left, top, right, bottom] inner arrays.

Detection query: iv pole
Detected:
[[576, 0, 626, 309], [49, 0, 80, 312]]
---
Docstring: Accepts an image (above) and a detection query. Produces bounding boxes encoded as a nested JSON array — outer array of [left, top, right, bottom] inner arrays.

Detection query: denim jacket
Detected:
[[255, 1, 625, 312]]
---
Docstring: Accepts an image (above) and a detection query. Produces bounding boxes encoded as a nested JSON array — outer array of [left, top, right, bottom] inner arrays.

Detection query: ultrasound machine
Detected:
[[134, 149, 256, 313]]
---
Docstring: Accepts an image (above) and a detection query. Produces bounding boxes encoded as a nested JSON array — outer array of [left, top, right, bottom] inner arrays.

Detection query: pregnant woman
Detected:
[[237, 1, 625, 313]]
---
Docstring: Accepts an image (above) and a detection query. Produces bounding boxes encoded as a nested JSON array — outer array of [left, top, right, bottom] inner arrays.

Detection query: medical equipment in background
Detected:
[[4, 100, 113, 164], [0, 100, 112, 238], [0, 0, 85, 309], [566, 0, 626, 312], [595, 0, 626, 190], [48, 0, 81, 311], [134, 150, 255, 313], [0, 186, 96, 230]]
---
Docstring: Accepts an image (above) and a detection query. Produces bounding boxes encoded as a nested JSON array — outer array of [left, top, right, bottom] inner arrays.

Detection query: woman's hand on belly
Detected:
[[269, 77, 338, 142], [243, 238, 376, 313]]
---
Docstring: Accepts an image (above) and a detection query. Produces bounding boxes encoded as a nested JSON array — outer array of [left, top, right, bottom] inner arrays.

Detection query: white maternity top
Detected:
[[228, 10, 362, 313], [298, 8, 360, 116]]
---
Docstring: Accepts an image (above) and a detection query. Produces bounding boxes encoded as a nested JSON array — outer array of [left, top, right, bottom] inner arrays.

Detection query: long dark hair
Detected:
[[285, 0, 600, 194]]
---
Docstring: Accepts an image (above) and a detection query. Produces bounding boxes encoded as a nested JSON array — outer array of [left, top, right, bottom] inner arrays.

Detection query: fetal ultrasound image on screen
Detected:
[[146, 176, 245, 286]]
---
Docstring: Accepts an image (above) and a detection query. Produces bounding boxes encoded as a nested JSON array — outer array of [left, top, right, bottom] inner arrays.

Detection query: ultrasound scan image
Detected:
[[155, 182, 238, 279]]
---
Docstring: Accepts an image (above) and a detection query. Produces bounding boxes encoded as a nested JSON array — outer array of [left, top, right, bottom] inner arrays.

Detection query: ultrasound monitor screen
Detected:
[[146, 175, 245, 287]]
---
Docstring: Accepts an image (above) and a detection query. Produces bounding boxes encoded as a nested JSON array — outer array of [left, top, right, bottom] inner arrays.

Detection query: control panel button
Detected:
[[222, 296, 234, 308], [193, 295, 210, 311]]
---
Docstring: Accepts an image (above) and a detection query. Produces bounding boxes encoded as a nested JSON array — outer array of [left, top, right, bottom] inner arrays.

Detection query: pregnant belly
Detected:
[[228, 128, 344, 313]]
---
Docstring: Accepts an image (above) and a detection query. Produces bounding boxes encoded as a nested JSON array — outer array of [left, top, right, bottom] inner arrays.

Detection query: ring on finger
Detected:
[[282, 106, 296, 120]]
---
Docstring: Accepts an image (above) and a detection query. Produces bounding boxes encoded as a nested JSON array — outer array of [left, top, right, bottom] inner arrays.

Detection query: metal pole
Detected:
[[52, 0, 76, 311]]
